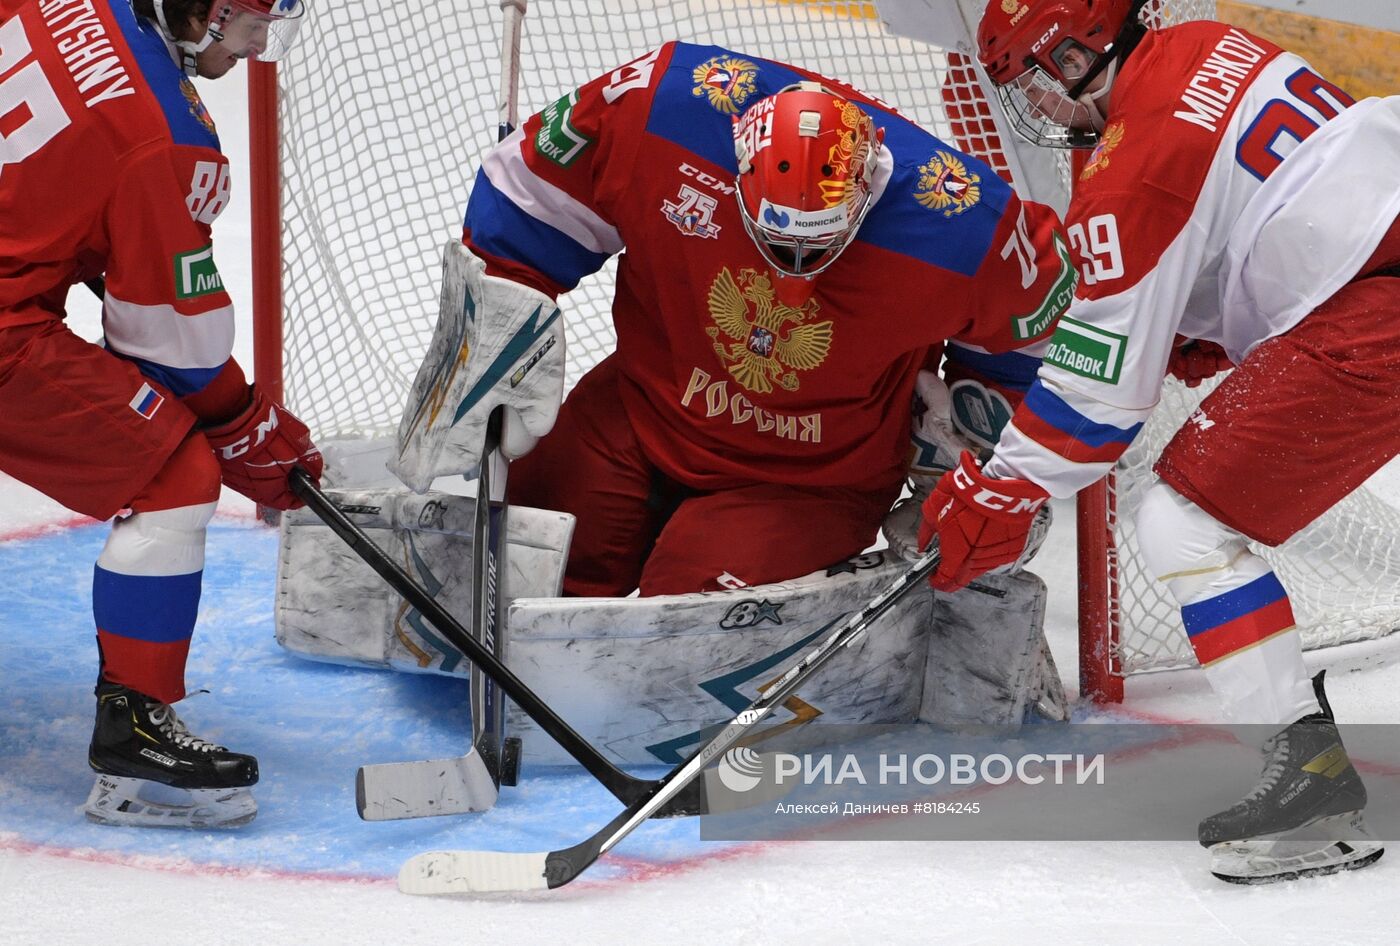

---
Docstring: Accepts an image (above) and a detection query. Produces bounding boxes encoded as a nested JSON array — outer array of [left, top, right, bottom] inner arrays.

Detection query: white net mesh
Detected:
[[273, 0, 1400, 683], [275, 0, 1016, 442], [1111, 377, 1400, 674]]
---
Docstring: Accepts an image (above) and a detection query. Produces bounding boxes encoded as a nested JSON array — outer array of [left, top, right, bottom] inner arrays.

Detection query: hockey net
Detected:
[[262, 0, 1031, 443], [252, 0, 1400, 701]]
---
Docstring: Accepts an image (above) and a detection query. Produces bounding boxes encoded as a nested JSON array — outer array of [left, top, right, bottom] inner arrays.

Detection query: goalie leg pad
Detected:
[[919, 569, 1066, 726], [277, 486, 574, 675]]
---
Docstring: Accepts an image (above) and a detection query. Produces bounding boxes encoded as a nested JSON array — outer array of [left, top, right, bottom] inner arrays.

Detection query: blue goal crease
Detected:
[[0, 524, 709, 878]]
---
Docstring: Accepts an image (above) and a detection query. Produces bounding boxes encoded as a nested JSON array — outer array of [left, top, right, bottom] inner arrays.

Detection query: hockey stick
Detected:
[[289, 467, 739, 819], [396, 547, 942, 896], [356, 0, 530, 820], [352, 409, 514, 820]]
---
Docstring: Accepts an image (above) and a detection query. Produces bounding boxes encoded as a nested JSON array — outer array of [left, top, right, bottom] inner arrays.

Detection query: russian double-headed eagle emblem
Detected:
[[692, 56, 760, 114], [1079, 121, 1126, 181], [819, 98, 877, 210], [706, 267, 832, 394], [180, 79, 217, 135], [915, 151, 981, 218]]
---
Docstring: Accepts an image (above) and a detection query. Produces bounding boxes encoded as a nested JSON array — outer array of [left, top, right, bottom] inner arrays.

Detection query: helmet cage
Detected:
[[995, 54, 1104, 150], [736, 186, 877, 279], [978, 0, 1146, 149]]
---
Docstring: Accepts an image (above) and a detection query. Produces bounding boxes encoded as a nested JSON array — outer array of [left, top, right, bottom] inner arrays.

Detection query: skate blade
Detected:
[[1209, 810, 1385, 884], [85, 775, 258, 829]]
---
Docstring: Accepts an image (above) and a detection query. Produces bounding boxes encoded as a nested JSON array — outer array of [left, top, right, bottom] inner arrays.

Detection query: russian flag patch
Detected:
[[129, 383, 164, 420]]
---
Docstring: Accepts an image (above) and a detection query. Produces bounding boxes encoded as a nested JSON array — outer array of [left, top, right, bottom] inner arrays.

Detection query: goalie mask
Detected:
[[977, 0, 1147, 149], [733, 82, 885, 306]]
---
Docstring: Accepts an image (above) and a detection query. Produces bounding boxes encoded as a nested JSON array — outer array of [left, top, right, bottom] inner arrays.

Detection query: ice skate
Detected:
[[1199, 672, 1383, 884], [86, 682, 259, 829]]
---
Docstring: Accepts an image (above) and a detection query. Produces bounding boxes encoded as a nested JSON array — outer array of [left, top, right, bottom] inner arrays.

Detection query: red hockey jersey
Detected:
[[0, 0, 236, 397], [465, 42, 1073, 492]]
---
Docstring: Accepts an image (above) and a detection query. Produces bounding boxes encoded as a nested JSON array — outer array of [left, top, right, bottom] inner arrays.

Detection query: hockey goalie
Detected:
[[279, 44, 1073, 791]]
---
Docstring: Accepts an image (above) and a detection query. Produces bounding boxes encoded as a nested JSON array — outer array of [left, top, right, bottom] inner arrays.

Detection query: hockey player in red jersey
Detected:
[[0, 0, 318, 827], [411, 43, 1074, 598], [923, 0, 1400, 882]]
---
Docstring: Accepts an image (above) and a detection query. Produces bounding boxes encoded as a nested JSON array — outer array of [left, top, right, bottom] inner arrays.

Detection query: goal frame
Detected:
[[250, 1, 1395, 710]]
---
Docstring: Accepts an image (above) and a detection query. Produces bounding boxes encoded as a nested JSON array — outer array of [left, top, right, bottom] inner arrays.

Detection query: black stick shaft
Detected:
[[289, 468, 644, 801], [542, 547, 942, 887]]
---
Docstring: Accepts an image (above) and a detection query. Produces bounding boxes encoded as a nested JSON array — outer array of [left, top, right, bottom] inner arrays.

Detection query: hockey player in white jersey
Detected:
[[917, 0, 1400, 882]]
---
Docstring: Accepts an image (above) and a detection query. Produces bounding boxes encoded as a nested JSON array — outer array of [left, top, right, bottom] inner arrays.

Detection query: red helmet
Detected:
[[209, 0, 306, 61], [732, 82, 885, 305], [977, 0, 1140, 148]]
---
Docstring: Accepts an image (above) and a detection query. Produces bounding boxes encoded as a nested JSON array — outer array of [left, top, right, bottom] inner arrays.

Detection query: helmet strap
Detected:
[[153, 0, 217, 77], [1063, 0, 1149, 100]]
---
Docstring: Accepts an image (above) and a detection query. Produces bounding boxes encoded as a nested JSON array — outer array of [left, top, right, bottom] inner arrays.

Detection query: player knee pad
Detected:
[[99, 500, 218, 577], [1135, 482, 1272, 606]]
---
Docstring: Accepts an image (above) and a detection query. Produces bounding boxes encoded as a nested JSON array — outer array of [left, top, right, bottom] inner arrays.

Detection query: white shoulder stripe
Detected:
[[482, 128, 623, 256], [102, 293, 235, 369]]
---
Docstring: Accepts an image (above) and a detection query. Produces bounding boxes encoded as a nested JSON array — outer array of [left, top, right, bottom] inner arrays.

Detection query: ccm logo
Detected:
[[953, 465, 1046, 514], [1031, 23, 1060, 54], [218, 406, 279, 460]]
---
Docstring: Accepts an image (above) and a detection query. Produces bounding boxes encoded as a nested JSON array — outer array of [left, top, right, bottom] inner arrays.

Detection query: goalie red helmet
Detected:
[[977, 0, 1142, 148], [732, 83, 884, 306]]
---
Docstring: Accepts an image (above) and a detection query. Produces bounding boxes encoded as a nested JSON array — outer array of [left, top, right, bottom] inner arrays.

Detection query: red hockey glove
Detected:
[[203, 386, 323, 510], [918, 451, 1049, 593], [1167, 336, 1233, 388]]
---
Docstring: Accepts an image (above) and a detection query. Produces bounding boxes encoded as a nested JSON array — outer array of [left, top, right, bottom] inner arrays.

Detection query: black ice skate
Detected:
[[86, 681, 259, 828], [1198, 671, 1383, 884]]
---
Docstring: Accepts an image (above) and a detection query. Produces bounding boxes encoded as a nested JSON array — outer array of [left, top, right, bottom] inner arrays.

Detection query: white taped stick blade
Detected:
[[356, 750, 499, 821], [398, 850, 551, 895]]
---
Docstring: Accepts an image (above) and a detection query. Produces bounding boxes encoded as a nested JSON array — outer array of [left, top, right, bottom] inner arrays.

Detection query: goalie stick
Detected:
[[353, 408, 515, 821], [289, 467, 754, 820], [395, 547, 942, 896], [358, 0, 530, 821]]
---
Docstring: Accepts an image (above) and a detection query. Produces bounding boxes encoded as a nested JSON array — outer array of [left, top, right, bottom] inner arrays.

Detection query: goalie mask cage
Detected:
[[248, 0, 1400, 705]]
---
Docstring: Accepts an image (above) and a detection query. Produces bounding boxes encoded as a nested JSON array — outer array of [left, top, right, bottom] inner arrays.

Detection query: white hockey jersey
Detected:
[[987, 22, 1400, 497]]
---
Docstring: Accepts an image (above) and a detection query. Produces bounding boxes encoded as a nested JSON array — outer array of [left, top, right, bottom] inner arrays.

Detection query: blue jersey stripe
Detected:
[[1024, 383, 1143, 448], [93, 567, 202, 644], [945, 346, 1042, 391], [113, 352, 223, 398], [1182, 572, 1290, 637], [465, 171, 609, 290], [646, 45, 805, 171], [108, 0, 220, 151], [645, 44, 1008, 277]]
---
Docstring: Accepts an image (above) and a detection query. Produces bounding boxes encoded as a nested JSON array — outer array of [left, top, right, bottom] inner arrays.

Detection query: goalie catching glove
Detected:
[[391, 241, 565, 492], [918, 451, 1049, 593], [203, 386, 323, 510]]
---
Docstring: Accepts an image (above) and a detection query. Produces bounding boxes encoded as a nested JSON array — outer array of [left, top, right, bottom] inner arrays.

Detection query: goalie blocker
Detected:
[[392, 241, 565, 491]]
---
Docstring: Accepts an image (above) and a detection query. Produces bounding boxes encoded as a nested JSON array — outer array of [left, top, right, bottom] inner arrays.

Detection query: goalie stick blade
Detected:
[[398, 850, 552, 895], [356, 751, 499, 821]]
